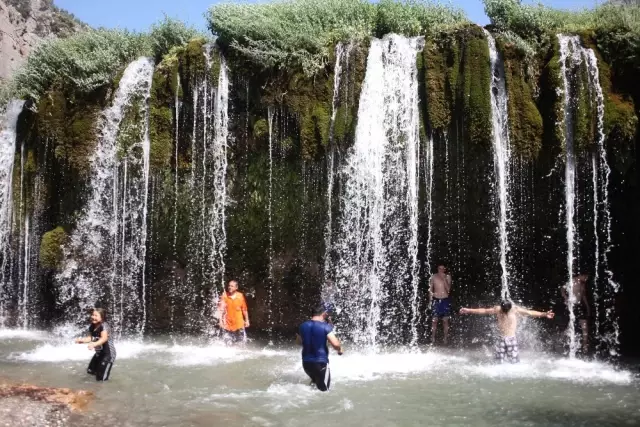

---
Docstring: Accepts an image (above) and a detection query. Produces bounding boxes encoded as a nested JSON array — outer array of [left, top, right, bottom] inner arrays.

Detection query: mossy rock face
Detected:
[[424, 25, 491, 145], [540, 39, 564, 150], [149, 57, 180, 172], [39, 226, 68, 270], [253, 118, 269, 140], [36, 85, 104, 175], [184, 38, 208, 76], [497, 37, 543, 159]]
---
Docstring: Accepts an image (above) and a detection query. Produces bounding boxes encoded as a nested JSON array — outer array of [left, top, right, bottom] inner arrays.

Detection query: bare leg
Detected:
[[431, 318, 439, 344], [442, 317, 450, 345], [580, 319, 589, 354]]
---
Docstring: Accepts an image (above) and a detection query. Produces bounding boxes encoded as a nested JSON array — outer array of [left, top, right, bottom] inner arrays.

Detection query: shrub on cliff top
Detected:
[[9, 18, 203, 102], [208, 0, 468, 75]]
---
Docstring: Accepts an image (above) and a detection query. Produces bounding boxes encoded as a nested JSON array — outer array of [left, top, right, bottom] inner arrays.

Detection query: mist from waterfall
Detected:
[[332, 34, 423, 348]]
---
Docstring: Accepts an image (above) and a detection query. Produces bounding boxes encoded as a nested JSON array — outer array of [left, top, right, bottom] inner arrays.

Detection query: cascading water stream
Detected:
[[57, 57, 154, 336], [0, 100, 24, 326], [333, 34, 423, 348], [558, 35, 619, 357], [485, 30, 513, 300], [266, 106, 274, 340]]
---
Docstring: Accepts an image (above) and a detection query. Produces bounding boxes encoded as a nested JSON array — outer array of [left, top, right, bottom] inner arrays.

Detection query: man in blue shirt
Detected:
[[296, 305, 344, 391]]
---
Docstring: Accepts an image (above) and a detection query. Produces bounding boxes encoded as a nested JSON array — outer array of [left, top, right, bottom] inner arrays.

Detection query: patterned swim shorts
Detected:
[[495, 336, 519, 363]]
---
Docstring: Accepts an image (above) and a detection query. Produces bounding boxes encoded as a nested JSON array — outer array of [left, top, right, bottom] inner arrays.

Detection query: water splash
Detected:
[[57, 57, 154, 336], [333, 34, 423, 348], [485, 30, 513, 300], [0, 100, 24, 326]]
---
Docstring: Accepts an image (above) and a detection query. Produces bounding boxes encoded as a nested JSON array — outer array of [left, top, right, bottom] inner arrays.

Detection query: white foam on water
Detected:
[[166, 343, 292, 367], [12, 339, 167, 362], [463, 354, 632, 385], [0, 329, 47, 340]]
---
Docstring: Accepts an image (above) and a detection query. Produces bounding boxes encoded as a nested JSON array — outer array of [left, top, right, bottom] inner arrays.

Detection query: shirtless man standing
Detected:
[[561, 273, 590, 354], [429, 264, 453, 345], [459, 300, 554, 363]]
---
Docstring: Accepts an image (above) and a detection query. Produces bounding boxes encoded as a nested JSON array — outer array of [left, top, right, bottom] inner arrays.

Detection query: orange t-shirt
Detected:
[[219, 292, 247, 331]]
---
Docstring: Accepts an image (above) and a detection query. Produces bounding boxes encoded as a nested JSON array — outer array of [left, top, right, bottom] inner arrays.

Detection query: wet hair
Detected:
[[312, 305, 327, 317], [500, 300, 512, 313], [92, 308, 107, 321]]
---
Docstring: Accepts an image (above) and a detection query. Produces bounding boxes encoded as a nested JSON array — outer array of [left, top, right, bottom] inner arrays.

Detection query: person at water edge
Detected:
[[459, 300, 554, 363], [216, 279, 249, 345], [75, 308, 116, 381], [296, 305, 344, 392], [429, 264, 453, 345], [561, 273, 591, 354]]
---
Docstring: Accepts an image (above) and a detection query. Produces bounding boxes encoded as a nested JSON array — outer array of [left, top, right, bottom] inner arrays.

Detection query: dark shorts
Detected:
[[495, 336, 519, 364], [431, 298, 452, 318], [222, 328, 246, 345], [87, 352, 113, 381], [302, 361, 331, 392]]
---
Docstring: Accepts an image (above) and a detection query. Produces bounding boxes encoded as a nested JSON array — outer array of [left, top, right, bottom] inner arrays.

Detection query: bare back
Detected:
[[571, 278, 587, 300], [430, 273, 452, 299]]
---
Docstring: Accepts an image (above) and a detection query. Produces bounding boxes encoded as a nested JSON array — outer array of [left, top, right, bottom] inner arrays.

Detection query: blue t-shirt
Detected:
[[299, 320, 333, 363]]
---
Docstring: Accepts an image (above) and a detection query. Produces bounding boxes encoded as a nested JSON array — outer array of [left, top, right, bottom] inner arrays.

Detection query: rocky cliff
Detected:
[[0, 0, 83, 82]]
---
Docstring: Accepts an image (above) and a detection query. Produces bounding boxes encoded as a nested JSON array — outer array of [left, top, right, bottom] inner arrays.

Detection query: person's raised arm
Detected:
[[459, 307, 498, 315], [516, 306, 554, 319], [327, 332, 343, 355]]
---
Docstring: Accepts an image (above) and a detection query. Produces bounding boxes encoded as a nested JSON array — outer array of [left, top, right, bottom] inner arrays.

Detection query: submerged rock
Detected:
[[0, 382, 93, 426]]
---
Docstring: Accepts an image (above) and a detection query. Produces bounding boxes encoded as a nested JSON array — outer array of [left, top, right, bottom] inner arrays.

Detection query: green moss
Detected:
[[116, 93, 147, 157], [36, 86, 100, 174], [253, 119, 269, 140], [39, 226, 67, 270], [573, 61, 594, 152], [183, 37, 207, 75], [424, 39, 451, 132], [25, 150, 36, 174], [333, 105, 354, 144], [461, 34, 492, 146], [149, 56, 179, 172], [498, 37, 543, 158], [542, 39, 565, 149]]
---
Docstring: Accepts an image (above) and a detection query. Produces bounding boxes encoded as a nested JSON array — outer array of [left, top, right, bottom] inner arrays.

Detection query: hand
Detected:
[[459, 308, 469, 315], [244, 320, 250, 328], [338, 348, 344, 356], [87, 343, 96, 350], [546, 311, 555, 319], [75, 338, 84, 344]]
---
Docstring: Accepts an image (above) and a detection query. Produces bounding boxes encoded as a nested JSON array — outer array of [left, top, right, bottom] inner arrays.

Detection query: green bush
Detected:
[[208, 0, 467, 75], [208, 0, 377, 75], [149, 16, 203, 61]]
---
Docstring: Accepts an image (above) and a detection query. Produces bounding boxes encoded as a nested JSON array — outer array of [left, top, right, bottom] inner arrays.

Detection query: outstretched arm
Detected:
[[516, 307, 554, 319], [459, 307, 498, 315], [327, 332, 343, 355]]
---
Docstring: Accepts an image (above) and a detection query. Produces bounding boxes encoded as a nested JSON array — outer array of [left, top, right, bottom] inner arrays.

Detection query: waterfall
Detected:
[[57, 57, 154, 336], [557, 35, 618, 357], [266, 106, 274, 337], [0, 100, 24, 326], [333, 34, 423, 348], [583, 46, 619, 355], [485, 30, 513, 300]]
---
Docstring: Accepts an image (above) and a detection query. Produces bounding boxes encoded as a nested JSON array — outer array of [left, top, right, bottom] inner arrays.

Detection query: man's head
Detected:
[[500, 299, 513, 313], [312, 304, 328, 320], [226, 280, 238, 294], [437, 264, 447, 274]]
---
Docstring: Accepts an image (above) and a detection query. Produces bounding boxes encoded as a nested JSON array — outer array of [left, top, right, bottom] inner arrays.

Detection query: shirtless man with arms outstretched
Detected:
[[429, 264, 452, 345], [459, 300, 554, 363]]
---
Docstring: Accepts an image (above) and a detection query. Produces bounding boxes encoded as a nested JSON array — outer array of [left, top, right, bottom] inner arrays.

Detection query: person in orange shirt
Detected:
[[217, 280, 250, 345]]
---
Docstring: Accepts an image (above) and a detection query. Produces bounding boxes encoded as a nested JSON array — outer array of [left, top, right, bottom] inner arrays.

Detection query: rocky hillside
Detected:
[[0, 0, 84, 82]]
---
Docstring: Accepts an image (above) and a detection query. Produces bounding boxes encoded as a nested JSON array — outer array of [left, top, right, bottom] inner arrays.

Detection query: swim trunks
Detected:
[[222, 328, 246, 345], [495, 336, 519, 363], [431, 297, 452, 318], [303, 361, 331, 391], [87, 351, 113, 381]]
